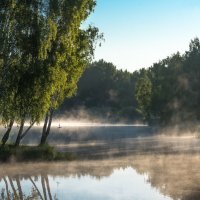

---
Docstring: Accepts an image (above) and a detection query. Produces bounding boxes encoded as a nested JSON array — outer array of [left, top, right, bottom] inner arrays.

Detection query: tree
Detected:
[[58, 59, 142, 121], [39, 0, 102, 145], [135, 74, 152, 120], [0, 1, 21, 145], [134, 38, 200, 126], [0, 0, 102, 146]]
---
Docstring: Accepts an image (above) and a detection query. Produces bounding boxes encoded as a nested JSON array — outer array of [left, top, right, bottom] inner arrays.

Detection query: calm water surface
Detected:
[[0, 125, 200, 199], [0, 166, 172, 200]]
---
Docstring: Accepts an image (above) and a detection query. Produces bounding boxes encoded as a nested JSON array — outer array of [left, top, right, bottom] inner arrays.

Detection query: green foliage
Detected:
[[135, 74, 152, 120], [0, 144, 75, 162], [59, 59, 142, 121], [134, 38, 200, 125], [0, 0, 102, 143]]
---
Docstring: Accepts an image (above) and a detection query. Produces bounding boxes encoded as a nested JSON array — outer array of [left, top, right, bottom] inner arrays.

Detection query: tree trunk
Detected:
[[40, 110, 53, 146], [3, 177, 11, 200], [15, 119, 25, 146], [16, 176, 23, 200], [41, 176, 47, 200], [45, 110, 53, 138], [1, 119, 14, 146], [29, 177, 44, 200], [45, 175, 53, 200], [20, 121, 35, 140], [8, 176, 18, 199], [40, 113, 49, 146]]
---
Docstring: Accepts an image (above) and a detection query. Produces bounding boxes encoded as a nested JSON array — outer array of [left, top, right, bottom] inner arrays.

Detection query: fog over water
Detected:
[[1, 123, 200, 199], [1, 154, 200, 200], [1, 122, 200, 156]]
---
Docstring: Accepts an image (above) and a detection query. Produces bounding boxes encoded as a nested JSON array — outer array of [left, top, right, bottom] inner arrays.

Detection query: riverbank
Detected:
[[0, 145, 76, 162]]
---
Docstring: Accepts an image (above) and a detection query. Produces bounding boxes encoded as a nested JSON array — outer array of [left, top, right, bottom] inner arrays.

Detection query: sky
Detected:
[[84, 0, 200, 72]]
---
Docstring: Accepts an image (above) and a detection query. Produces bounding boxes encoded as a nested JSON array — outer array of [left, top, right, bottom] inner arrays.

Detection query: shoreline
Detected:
[[0, 144, 76, 163]]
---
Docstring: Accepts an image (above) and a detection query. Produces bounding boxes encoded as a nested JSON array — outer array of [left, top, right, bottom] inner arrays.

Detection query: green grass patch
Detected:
[[0, 144, 76, 162]]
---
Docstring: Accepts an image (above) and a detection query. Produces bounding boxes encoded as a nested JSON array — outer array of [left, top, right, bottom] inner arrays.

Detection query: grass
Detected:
[[0, 144, 76, 162]]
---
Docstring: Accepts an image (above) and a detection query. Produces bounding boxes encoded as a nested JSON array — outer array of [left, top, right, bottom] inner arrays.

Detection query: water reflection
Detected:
[[0, 175, 56, 200], [0, 167, 171, 200], [132, 154, 200, 200], [1, 126, 200, 199], [0, 154, 200, 200]]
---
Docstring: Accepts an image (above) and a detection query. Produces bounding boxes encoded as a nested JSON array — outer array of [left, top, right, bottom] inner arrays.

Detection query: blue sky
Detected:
[[84, 0, 200, 72]]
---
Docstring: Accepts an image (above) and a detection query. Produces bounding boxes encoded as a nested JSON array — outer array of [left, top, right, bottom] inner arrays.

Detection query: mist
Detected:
[[1, 153, 200, 200]]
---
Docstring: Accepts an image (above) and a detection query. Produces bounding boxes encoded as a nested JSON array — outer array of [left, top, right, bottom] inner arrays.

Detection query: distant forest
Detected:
[[60, 38, 200, 125], [59, 59, 142, 122]]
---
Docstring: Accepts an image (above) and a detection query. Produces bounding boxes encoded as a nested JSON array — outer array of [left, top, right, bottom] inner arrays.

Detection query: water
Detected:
[[0, 166, 172, 200], [8, 125, 200, 157], [1, 125, 200, 199], [0, 159, 173, 200], [1, 154, 200, 200]]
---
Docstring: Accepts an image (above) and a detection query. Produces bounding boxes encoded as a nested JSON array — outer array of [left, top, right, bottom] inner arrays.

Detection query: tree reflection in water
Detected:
[[0, 175, 57, 200], [0, 154, 200, 200]]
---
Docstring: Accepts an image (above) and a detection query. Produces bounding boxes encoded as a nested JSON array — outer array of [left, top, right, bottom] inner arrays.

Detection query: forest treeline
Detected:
[[59, 59, 142, 122], [136, 38, 200, 125], [61, 38, 200, 126]]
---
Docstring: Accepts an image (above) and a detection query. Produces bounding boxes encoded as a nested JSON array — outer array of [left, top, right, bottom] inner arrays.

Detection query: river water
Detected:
[[0, 125, 200, 199]]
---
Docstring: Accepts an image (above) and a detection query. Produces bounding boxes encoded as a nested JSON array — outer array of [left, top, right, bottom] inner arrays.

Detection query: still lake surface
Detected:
[[1, 125, 200, 199]]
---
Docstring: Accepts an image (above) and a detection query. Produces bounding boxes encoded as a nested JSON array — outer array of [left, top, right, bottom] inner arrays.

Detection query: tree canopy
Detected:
[[135, 38, 200, 125], [59, 59, 141, 121], [0, 0, 102, 146]]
